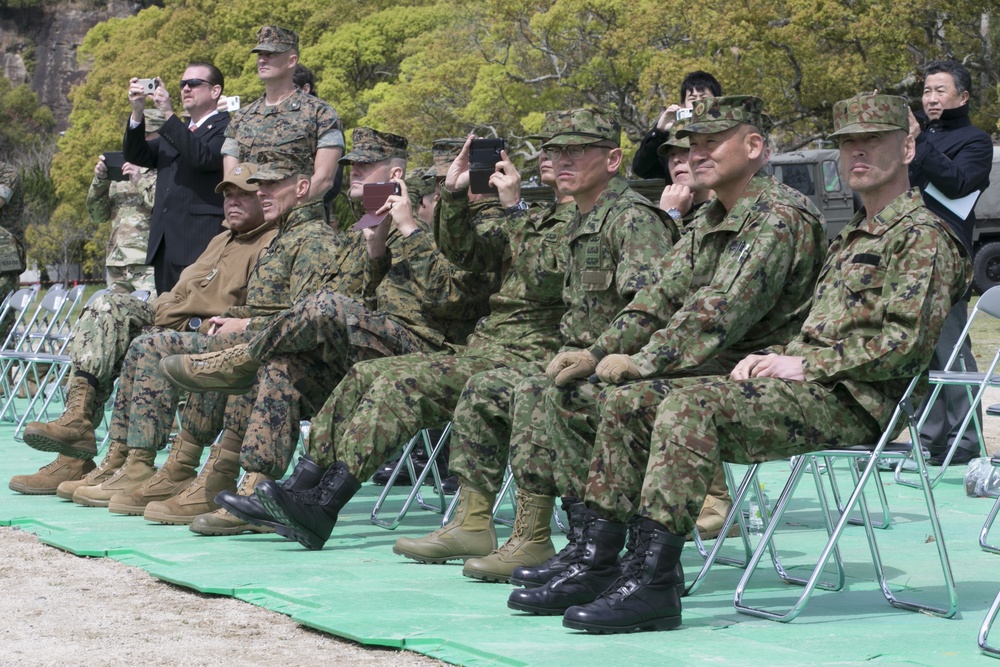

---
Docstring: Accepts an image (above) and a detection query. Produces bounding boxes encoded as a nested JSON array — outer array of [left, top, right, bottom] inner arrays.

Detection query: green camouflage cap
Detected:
[[526, 110, 563, 142], [424, 138, 464, 178], [828, 93, 909, 138], [657, 119, 690, 154], [339, 127, 408, 165], [247, 152, 311, 183], [675, 95, 767, 138], [405, 171, 435, 206], [251, 26, 299, 54], [541, 107, 621, 148], [143, 108, 166, 133], [215, 162, 259, 193]]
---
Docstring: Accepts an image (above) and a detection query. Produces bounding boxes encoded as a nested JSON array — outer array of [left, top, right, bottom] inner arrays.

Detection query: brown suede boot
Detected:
[[22, 375, 99, 459], [462, 491, 556, 583], [143, 446, 240, 525], [691, 465, 736, 541], [72, 447, 157, 508], [189, 471, 276, 536], [9, 455, 96, 495], [393, 484, 497, 563], [108, 438, 204, 515], [56, 440, 128, 500]]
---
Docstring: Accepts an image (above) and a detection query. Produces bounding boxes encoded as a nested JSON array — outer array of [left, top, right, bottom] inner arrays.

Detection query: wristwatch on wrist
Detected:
[[665, 207, 682, 221], [504, 199, 529, 215]]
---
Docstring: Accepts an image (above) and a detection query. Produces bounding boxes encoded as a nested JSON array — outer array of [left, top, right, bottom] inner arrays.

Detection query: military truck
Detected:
[[770, 147, 1000, 294]]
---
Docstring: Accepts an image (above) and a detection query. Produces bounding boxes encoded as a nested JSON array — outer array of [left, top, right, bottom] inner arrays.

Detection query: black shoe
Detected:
[[217, 455, 324, 528], [928, 447, 979, 467], [507, 510, 627, 615], [372, 429, 449, 486], [510, 500, 586, 588], [255, 461, 361, 550], [562, 518, 684, 634]]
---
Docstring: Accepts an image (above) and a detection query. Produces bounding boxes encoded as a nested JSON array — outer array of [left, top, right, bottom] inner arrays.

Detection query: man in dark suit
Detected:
[[124, 62, 231, 293]]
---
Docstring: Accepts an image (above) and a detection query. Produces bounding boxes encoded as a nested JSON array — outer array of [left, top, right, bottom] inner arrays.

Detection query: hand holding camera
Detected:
[[444, 135, 475, 193], [655, 103, 684, 132], [489, 150, 521, 208]]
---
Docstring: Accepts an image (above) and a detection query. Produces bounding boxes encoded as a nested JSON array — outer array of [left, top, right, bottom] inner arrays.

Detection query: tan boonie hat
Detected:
[[657, 120, 690, 154], [339, 127, 408, 165], [215, 162, 259, 193], [251, 26, 299, 54], [143, 108, 166, 133], [424, 138, 464, 178], [247, 153, 311, 183], [541, 107, 622, 148], [675, 95, 767, 138], [828, 93, 909, 138]]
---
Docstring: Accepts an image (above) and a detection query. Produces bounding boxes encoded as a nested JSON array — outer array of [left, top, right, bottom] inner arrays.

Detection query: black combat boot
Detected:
[[507, 509, 627, 615], [510, 499, 586, 588], [563, 518, 684, 634], [216, 455, 325, 530], [255, 461, 361, 550]]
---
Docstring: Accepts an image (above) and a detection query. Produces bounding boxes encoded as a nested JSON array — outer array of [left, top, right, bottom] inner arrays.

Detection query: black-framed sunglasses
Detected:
[[179, 78, 211, 89]]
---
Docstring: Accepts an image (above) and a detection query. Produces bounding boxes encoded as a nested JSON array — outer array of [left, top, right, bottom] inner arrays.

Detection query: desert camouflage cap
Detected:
[[675, 95, 767, 138], [828, 93, 909, 138], [424, 138, 464, 178], [215, 162, 259, 193], [143, 108, 166, 133], [657, 120, 690, 154], [541, 107, 621, 147], [247, 152, 311, 183], [251, 25, 299, 54], [339, 127, 408, 165]]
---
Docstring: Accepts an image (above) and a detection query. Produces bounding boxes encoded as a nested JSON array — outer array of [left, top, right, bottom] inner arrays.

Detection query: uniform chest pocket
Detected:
[[841, 254, 885, 309]]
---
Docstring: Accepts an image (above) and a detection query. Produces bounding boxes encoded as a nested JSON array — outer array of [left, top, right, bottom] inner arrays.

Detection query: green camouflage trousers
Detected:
[[107, 330, 248, 451], [237, 289, 441, 477], [307, 349, 523, 478], [106, 264, 156, 297], [585, 375, 880, 534], [0, 272, 19, 345]]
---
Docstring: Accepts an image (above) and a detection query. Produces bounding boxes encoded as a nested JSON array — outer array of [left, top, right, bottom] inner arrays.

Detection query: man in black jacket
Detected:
[[124, 62, 231, 294], [908, 59, 993, 465], [630, 71, 721, 180]]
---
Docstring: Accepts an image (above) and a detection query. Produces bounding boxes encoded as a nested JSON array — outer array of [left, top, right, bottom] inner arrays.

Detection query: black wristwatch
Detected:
[[504, 199, 529, 215]]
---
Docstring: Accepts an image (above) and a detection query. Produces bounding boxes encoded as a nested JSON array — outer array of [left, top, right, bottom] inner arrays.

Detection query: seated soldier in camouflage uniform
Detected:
[[155, 130, 498, 535], [10, 163, 278, 496], [88, 109, 164, 296], [499, 96, 827, 590], [49, 154, 344, 514], [510, 94, 972, 634]]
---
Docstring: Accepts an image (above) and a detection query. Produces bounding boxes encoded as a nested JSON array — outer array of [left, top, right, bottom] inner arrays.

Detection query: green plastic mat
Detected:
[[4, 436, 1000, 666]]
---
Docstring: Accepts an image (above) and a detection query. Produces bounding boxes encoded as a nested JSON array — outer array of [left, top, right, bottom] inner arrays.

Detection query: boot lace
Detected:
[[605, 518, 651, 596]]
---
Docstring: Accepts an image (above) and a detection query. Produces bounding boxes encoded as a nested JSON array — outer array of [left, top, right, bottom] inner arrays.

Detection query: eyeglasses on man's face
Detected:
[[542, 143, 614, 161]]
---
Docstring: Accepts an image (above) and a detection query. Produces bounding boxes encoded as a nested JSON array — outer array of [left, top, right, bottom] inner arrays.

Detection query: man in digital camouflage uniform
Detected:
[[0, 159, 25, 342], [157, 130, 498, 536], [511, 93, 972, 634], [11, 163, 278, 496], [88, 109, 164, 295], [223, 25, 344, 201], [502, 96, 827, 592]]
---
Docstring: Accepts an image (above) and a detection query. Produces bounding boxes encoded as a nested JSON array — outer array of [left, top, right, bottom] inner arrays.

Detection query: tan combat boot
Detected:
[[143, 446, 240, 524], [107, 438, 204, 515], [22, 375, 99, 459], [72, 447, 157, 508], [691, 465, 736, 541], [189, 471, 276, 536], [393, 484, 497, 563], [159, 343, 259, 395], [462, 491, 556, 582], [56, 440, 128, 500], [9, 455, 96, 495]]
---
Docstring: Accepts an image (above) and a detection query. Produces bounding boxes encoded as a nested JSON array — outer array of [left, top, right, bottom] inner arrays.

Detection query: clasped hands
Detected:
[[545, 350, 640, 387]]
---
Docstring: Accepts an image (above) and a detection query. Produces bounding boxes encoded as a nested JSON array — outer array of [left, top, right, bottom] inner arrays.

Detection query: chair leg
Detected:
[[371, 423, 452, 530]]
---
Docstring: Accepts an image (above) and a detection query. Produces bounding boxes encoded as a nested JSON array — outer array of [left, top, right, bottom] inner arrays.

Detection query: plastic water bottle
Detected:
[[747, 499, 764, 535]]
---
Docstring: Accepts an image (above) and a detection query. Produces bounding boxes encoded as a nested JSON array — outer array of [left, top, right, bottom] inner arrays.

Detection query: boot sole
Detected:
[[562, 615, 682, 634], [256, 491, 327, 550], [189, 523, 276, 537], [107, 502, 148, 516], [22, 431, 96, 460], [508, 575, 550, 589], [73, 495, 112, 508], [7, 483, 58, 495], [463, 569, 511, 583], [216, 497, 285, 532], [506, 599, 568, 616], [142, 508, 198, 525], [392, 545, 483, 564]]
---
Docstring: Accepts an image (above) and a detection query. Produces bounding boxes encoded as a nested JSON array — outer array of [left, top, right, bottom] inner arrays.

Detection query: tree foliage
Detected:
[[46, 0, 1000, 270]]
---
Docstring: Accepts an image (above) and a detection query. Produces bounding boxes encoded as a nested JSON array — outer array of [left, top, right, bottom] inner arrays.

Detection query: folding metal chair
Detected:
[[734, 376, 958, 622], [371, 424, 452, 529], [980, 589, 1000, 657], [893, 286, 1000, 487]]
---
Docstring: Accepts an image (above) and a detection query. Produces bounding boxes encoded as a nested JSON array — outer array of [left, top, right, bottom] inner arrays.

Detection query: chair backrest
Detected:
[[15, 287, 69, 353], [0, 287, 39, 351], [83, 288, 110, 308], [976, 285, 1000, 319]]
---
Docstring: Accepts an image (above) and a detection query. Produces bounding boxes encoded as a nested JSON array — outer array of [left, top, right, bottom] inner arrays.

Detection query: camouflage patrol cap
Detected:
[[215, 162, 259, 193], [251, 26, 299, 54], [339, 127, 408, 165], [424, 138, 464, 178], [656, 120, 690, 154], [540, 107, 622, 148], [142, 108, 166, 133], [526, 110, 563, 143], [828, 93, 909, 138], [405, 171, 436, 205], [247, 152, 311, 183], [675, 95, 767, 137]]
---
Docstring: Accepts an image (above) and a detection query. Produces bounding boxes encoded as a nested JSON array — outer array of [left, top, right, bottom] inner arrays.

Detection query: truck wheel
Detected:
[[973, 242, 1000, 295]]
